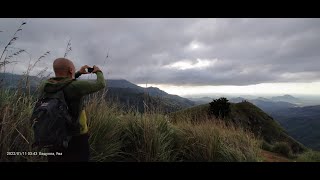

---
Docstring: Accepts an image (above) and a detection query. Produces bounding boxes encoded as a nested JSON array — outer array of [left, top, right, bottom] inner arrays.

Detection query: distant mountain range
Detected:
[[187, 96, 213, 105], [189, 95, 301, 104], [0, 73, 195, 113], [0, 72, 41, 88], [228, 97, 298, 114], [105, 79, 195, 113], [270, 94, 301, 103]]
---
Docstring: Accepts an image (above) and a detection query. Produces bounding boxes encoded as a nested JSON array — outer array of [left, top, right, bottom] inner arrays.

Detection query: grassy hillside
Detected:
[[228, 96, 320, 151], [170, 101, 306, 154], [2, 88, 320, 162], [0, 89, 262, 162]]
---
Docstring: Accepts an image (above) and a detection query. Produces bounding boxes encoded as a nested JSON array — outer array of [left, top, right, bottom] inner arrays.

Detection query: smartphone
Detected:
[[87, 67, 94, 73]]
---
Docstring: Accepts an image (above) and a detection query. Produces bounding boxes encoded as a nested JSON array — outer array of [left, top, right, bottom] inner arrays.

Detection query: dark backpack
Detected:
[[30, 86, 73, 149]]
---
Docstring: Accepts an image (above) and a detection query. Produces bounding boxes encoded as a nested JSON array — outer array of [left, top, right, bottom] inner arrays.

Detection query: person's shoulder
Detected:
[[66, 79, 90, 90], [62, 80, 78, 97], [38, 79, 48, 89]]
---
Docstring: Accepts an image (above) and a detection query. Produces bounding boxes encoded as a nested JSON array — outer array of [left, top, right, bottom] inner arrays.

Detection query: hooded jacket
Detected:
[[38, 71, 106, 135]]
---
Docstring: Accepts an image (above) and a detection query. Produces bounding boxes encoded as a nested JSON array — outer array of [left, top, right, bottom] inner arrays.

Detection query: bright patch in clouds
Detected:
[[188, 41, 201, 50], [164, 58, 217, 70], [190, 43, 199, 50]]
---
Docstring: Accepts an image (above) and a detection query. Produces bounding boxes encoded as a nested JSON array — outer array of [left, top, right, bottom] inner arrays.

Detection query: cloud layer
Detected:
[[1, 18, 320, 86]]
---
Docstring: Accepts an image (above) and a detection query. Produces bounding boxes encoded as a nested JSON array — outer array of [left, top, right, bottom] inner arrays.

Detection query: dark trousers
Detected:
[[48, 133, 90, 162]]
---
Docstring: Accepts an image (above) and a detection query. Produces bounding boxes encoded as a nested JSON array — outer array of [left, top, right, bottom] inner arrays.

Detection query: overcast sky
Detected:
[[1, 18, 320, 96]]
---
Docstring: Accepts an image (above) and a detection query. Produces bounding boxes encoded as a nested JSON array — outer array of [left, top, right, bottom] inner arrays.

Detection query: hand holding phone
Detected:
[[79, 65, 100, 74], [87, 67, 94, 73], [92, 65, 102, 73], [79, 65, 90, 74]]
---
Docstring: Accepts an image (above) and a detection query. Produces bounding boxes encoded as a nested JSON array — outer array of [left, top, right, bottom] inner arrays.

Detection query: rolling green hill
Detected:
[[170, 101, 306, 154]]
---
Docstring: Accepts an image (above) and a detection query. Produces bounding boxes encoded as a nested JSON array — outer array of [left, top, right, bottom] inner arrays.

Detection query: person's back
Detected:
[[37, 58, 106, 162]]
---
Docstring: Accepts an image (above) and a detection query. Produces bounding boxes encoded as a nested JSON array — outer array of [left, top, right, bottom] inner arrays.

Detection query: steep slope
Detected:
[[170, 101, 306, 154], [228, 95, 320, 151], [271, 105, 320, 150]]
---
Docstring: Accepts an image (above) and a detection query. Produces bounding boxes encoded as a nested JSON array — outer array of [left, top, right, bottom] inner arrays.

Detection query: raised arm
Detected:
[[71, 66, 106, 96], [75, 71, 82, 79], [75, 65, 90, 79]]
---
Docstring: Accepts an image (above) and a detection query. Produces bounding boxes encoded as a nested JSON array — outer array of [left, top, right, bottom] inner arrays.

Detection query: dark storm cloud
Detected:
[[1, 18, 320, 86]]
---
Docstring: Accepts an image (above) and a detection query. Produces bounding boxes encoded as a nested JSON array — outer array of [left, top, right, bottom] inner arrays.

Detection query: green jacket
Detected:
[[38, 71, 106, 135]]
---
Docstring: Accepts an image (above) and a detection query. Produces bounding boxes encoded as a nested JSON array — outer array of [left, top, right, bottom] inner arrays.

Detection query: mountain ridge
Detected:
[[0, 72, 196, 113]]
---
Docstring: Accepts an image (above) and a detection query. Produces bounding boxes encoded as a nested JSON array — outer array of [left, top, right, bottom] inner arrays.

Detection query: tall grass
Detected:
[[85, 93, 262, 162], [0, 88, 263, 162], [85, 92, 124, 162], [175, 120, 260, 162], [0, 90, 46, 162], [120, 113, 178, 162]]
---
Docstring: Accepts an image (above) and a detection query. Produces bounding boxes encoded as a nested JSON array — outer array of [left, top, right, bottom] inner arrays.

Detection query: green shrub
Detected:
[[209, 97, 231, 119], [261, 141, 273, 151], [272, 142, 291, 157]]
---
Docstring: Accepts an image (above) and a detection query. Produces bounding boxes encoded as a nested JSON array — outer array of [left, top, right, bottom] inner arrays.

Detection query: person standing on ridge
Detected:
[[35, 57, 106, 162]]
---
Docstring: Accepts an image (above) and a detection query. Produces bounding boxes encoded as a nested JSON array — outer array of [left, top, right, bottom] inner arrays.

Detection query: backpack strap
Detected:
[[60, 79, 74, 102]]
